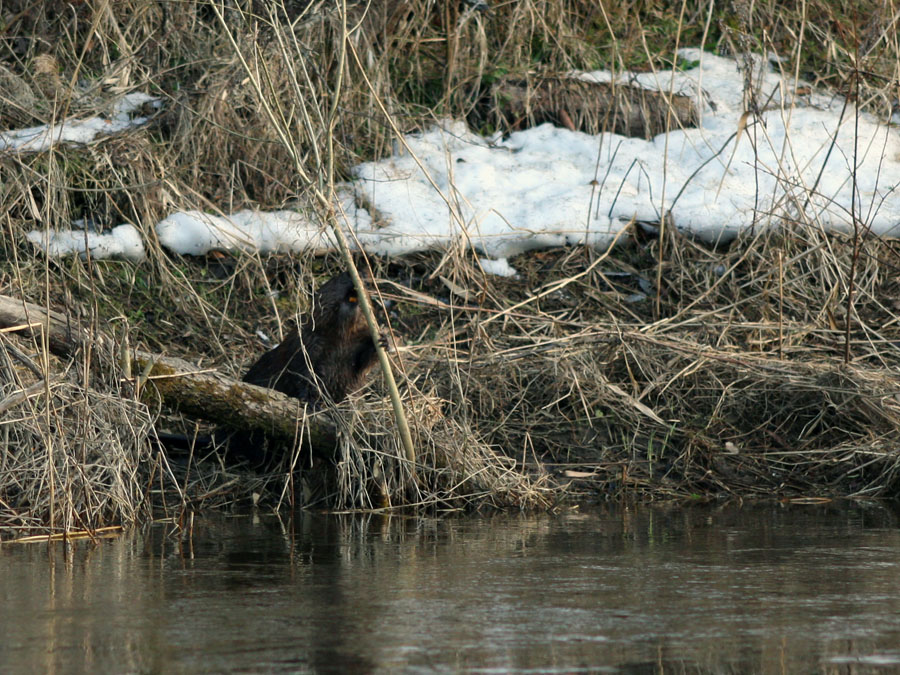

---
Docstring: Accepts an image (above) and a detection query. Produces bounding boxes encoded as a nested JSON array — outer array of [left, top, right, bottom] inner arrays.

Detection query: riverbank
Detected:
[[2, 1, 899, 538]]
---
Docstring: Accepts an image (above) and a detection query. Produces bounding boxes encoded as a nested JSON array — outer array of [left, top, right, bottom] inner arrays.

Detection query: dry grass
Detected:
[[0, 333, 156, 538], [2, 0, 900, 537], [457, 221, 900, 499]]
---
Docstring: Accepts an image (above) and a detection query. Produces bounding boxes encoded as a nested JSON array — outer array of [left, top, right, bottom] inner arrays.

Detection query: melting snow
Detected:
[[1, 93, 159, 152], [26, 224, 145, 261], [18, 51, 900, 271]]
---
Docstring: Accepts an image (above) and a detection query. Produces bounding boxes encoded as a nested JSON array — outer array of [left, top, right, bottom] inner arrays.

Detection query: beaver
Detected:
[[242, 271, 379, 404], [153, 272, 379, 467]]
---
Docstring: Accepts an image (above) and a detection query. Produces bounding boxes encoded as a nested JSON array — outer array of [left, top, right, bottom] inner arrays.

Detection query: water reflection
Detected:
[[3, 503, 900, 673]]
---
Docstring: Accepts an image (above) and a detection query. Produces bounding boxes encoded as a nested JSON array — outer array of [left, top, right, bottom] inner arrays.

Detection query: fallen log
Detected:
[[133, 350, 335, 447], [0, 293, 336, 449], [491, 74, 699, 138]]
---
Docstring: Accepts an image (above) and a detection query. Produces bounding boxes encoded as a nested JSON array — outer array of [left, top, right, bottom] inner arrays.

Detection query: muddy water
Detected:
[[3, 504, 900, 673]]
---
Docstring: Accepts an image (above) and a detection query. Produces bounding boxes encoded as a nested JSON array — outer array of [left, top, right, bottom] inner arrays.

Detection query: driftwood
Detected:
[[0, 293, 336, 449], [491, 74, 699, 138]]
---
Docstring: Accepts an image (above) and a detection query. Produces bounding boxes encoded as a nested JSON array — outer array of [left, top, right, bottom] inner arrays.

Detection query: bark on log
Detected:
[[491, 74, 699, 138], [0, 294, 84, 355], [132, 350, 335, 447], [0, 293, 336, 449]]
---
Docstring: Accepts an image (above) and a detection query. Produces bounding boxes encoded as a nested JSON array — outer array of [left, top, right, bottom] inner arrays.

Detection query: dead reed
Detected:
[[0, 334, 156, 539]]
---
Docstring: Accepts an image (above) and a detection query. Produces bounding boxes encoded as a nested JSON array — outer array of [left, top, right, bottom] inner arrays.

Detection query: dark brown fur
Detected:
[[242, 272, 378, 404], [154, 273, 378, 468]]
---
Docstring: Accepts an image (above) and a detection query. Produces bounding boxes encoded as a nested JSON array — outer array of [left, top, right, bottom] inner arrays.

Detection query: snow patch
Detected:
[[15, 50, 900, 275], [478, 257, 519, 277], [1, 93, 159, 152], [156, 210, 336, 256], [26, 224, 145, 261]]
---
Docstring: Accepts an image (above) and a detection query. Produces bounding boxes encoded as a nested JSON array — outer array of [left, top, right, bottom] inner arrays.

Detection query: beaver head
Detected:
[[308, 271, 369, 339]]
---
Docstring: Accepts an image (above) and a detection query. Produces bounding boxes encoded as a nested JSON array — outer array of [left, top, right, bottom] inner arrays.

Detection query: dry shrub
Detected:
[[330, 385, 553, 511], [0, 338, 156, 539], [374, 219, 900, 500], [599, 333, 900, 497]]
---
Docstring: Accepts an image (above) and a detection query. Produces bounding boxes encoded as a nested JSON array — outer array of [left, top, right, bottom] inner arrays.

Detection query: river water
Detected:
[[2, 503, 900, 673]]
